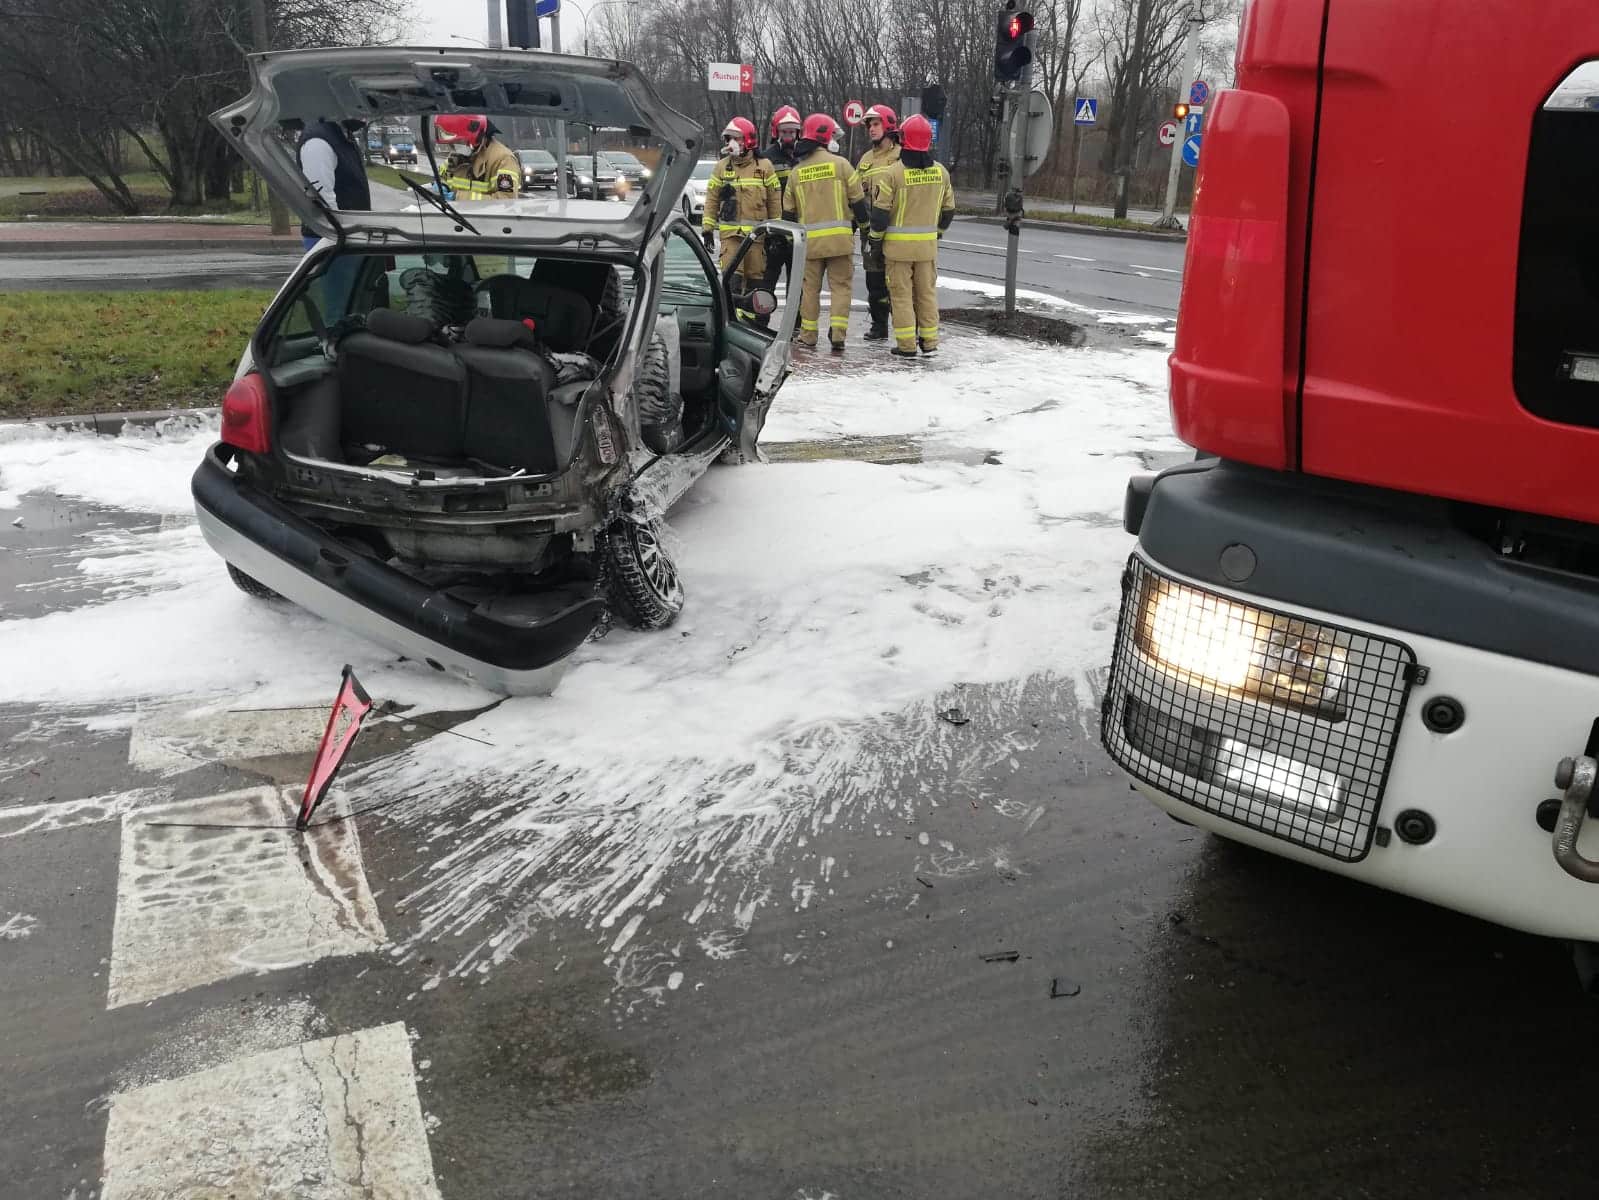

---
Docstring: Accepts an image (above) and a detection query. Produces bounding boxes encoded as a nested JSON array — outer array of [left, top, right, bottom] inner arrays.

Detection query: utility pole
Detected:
[[1156, 7, 1204, 230], [249, 0, 290, 235], [550, 10, 567, 201], [487, 0, 504, 48]]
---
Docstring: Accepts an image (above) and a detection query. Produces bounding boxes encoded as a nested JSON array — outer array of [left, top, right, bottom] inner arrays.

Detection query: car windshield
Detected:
[[691, 160, 716, 180], [518, 150, 555, 166], [607, 152, 642, 167]]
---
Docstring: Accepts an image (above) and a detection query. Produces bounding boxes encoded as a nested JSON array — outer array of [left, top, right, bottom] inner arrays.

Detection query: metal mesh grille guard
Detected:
[[1103, 555, 1417, 862]]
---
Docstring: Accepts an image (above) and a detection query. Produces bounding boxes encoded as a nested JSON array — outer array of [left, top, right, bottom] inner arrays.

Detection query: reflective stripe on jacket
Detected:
[[781, 149, 865, 255], [442, 140, 521, 201], [703, 154, 782, 235], [851, 140, 901, 195], [870, 162, 955, 262]]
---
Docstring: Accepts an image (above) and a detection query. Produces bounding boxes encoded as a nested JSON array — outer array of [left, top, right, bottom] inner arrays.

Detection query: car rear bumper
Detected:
[[1108, 460, 1599, 940], [192, 444, 602, 696]]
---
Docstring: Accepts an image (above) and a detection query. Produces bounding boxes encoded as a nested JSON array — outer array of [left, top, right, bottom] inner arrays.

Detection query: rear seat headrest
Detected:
[[464, 316, 541, 351], [365, 308, 436, 344]]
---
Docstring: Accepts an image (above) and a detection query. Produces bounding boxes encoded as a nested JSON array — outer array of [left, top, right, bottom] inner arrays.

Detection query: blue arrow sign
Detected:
[[1182, 134, 1202, 167], [535, 0, 561, 15], [1185, 110, 1203, 137], [927, 117, 941, 145], [1073, 97, 1098, 126]]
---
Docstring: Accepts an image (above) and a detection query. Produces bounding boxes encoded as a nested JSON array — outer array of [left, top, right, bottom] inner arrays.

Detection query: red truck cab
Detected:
[[1104, 0, 1599, 951]]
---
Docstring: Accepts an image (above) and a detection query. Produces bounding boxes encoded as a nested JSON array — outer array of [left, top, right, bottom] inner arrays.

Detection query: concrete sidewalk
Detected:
[[0, 220, 304, 255], [956, 189, 1187, 229]]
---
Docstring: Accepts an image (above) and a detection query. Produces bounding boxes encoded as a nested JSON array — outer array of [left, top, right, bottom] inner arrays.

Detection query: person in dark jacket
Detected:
[[297, 118, 372, 250]]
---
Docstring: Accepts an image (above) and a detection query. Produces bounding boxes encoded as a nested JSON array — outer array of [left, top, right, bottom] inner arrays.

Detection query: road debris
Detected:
[[981, 949, 1021, 963], [938, 707, 971, 726], [915, 876, 934, 889], [1049, 978, 1081, 998]]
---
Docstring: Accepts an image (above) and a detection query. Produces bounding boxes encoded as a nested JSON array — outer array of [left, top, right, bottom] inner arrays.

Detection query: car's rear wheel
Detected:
[[602, 517, 684, 630], [226, 562, 281, 601]]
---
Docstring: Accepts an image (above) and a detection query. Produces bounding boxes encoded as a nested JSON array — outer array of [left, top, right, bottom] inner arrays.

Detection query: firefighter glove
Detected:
[[702, 229, 715, 251]]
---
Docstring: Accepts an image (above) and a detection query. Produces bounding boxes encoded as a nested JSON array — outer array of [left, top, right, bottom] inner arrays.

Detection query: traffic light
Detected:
[[506, 0, 540, 48], [1173, 102, 1190, 121], [994, 0, 1036, 86]]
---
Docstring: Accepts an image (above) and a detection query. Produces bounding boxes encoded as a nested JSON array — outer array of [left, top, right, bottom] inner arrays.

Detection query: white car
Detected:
[[682, 158, 715, 222]]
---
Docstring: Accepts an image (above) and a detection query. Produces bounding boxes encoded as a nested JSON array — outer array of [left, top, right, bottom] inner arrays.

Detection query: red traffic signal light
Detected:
[[995, 3, 1036, 84]]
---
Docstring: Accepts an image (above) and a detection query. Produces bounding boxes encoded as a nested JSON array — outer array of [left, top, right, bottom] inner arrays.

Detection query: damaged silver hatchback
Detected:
[[191, 48, 805, 694]]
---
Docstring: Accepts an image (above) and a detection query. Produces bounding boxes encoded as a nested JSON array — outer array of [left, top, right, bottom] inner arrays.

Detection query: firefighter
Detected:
[[434, 114, 520, 202], [867, 114, 955, 358], [702, 117, 782, 306], [852, 104, 902, 341], [759, 106, 803, 292], [782, 113, 868, 351]]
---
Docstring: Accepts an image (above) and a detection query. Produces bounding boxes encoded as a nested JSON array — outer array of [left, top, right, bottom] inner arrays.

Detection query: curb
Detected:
[[959, 214, 1187, 243], [0, 238, 301, 256], [0, 407, 217, 437]]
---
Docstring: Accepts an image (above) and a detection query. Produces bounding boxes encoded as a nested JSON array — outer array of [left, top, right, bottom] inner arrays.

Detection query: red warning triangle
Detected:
[[296, 665, 375, 831]]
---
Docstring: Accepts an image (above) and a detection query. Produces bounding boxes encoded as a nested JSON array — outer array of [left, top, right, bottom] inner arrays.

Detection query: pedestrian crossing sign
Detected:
[[1074, 98, 1098, 126]]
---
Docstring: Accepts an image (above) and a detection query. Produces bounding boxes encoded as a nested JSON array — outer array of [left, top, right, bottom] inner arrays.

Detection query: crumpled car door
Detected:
[[717, 219, 806, 462]]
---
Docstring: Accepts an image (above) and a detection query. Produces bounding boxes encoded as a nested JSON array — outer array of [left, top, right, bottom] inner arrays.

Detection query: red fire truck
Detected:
[[1103, 0, 1599, 966]]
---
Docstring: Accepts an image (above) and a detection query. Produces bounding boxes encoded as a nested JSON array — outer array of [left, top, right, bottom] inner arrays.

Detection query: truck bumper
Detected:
[[192, 444, 603, 696], [1107, 460, 1599, 941]]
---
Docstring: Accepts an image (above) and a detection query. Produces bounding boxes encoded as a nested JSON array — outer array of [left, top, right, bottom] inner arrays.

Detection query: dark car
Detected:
[[518, 148, 559, 191], [385, 139, 417, 166], [565, 154, 619, 200], [603, 149, 650, 187], [194, 47, 807, 696]]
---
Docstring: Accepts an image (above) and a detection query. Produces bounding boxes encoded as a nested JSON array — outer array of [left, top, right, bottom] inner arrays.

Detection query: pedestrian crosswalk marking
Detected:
[[107, 786, 386, 1008], [101, 1022, 441, 1200]]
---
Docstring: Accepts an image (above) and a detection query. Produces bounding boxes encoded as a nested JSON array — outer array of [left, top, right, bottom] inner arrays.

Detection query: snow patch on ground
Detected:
[[0, 911, 38, 940], [937, 274, 1167, 325]]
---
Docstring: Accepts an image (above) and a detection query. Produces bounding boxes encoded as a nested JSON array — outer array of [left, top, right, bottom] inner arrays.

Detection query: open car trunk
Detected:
[[210, 46, 701, 252]]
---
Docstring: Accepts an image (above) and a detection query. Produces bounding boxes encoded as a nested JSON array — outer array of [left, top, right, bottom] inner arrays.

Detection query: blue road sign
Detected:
[[1073, 97, 1098, 126], [927, 117, 941, 145], [1182, 134, 1202, 167], [1189, 80, 1210, 107], [536, 0, 561, 15], [1185, 110, 1203, 137]]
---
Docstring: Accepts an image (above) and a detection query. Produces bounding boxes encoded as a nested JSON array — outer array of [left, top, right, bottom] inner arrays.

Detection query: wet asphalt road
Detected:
[[0, 219, 1183, 317], [2, 494, 1597, 1199]]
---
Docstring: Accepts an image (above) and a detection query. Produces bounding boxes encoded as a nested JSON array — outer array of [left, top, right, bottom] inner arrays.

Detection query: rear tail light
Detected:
[[221, 373, 271, 455]]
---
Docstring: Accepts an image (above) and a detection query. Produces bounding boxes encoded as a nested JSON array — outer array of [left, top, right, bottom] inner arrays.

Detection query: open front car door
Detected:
[[717, 218, 806, 463]]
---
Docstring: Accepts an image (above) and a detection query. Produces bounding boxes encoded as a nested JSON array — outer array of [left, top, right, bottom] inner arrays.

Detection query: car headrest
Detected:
[[365, 307, 435, 344], [464, 316, 541, 352], [475, 277, 595, 353]]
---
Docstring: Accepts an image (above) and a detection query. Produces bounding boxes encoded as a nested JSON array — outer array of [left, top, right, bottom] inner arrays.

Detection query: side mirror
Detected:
[[745, 288, 777, 316]]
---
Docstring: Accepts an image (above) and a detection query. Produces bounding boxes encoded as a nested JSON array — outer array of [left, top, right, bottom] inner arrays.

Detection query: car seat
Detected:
[[338, 307, 467, 461], [455, 317, 561, 474]]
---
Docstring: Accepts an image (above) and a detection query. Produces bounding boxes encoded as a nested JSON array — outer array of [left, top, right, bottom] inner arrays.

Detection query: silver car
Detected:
[[193, 48, 806, 694]]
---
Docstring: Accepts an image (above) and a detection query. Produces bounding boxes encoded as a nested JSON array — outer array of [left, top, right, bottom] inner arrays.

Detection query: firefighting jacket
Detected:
[[703, 153, 782, 236], [869, 158, 955, 262], [781, 147, 869, 257], [851, 139, 902, 198], [760, 140, 801, 188], [442, 139, 521, 201]]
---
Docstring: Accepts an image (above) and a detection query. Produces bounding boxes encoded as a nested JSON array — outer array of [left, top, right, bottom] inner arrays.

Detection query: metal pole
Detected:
[[249, 0, 291, 235], [1003, 98, 1021, 317], [487, 0, 504, 48], [1070, 130, 1082, 213], [1157, 9, 1203, 229], [551, 12, 567, 205]]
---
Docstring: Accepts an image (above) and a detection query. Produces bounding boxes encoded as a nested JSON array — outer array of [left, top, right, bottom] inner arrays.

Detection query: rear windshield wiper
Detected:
[[400, 173, 481, 235]]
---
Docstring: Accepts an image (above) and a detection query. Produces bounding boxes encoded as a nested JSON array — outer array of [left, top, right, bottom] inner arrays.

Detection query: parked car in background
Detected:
[[194, 47, 805, 696], [682, 158, 714, 221], [565, 153, 619, 200], [518, 148, 559, 191], [603, 149, 650, 187]]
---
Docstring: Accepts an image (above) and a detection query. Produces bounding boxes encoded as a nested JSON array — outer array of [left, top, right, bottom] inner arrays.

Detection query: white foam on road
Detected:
[[101, 1021, 441, 1200], [108, 786, 386, 1008]]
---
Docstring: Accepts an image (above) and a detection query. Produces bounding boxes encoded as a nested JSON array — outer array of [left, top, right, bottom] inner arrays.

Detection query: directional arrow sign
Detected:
[[535, 0, 560, 16], [739, 64, 754, 94], [1182, 134, 1202, 168], [1185, 110, 1203, 137]]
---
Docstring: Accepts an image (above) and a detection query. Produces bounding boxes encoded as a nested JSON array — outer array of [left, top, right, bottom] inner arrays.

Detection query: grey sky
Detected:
[[407, 0, 601, 51]]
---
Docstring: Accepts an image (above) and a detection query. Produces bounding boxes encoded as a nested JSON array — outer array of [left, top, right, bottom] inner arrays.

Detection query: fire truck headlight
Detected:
[[1136, 578, 1349, 718]]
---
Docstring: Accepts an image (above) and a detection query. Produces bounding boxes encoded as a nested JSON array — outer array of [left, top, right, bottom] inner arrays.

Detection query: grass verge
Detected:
[[954, 204, 1181, 234], [0, 290, 274, 418]]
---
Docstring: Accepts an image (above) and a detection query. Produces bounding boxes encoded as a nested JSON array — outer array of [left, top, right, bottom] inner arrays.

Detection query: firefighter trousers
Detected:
[[718, 233, 766, 283], [887, 258, 939, 352], [799, 249, 853, 347], [861, 231, 889, 330]]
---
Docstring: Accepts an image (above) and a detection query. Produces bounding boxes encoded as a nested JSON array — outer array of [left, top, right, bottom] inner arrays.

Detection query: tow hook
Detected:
[[1552, 756, 1599, 883]]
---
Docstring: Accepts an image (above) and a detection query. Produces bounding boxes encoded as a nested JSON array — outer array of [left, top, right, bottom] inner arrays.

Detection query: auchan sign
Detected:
[[708, 62, 754, 93]]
